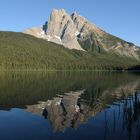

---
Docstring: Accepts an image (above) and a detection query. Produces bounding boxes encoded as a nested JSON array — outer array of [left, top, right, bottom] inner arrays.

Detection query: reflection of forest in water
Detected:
[[0, 71, 140, 139], [0, 71, 139, 110]]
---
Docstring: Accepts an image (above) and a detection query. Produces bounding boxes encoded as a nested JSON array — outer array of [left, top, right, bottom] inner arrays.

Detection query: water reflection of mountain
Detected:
[[26, 79, 140, 132], [0, 71, 140, 135]]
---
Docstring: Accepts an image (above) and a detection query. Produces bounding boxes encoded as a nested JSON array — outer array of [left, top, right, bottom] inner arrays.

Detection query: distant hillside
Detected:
[[0, 31, 140, 70]]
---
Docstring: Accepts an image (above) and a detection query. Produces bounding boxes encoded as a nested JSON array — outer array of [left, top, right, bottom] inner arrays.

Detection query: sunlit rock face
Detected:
[[24, 9, 140, 59], [25, 80, 139, 132], [24, 9, 84, 51], [46, 9, 84, 51]]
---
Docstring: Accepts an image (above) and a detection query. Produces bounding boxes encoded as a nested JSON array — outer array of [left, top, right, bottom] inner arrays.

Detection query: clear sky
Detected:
[[0, 0, 139, 46]]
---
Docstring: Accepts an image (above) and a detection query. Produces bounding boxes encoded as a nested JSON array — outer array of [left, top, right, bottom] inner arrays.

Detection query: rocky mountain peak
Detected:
[[71, 12, 78, 19], [44, 9, 84, 50], [24, 9, 140, 59], [52, 8, 67, 15]]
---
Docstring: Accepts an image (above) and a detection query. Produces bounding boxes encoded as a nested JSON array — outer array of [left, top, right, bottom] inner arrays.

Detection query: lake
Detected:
[[0, 71, 139, 140]]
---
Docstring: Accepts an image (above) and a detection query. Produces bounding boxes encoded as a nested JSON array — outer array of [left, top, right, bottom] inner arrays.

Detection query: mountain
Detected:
[[0, 9, 140, 70], [0, 31, 139, 70], [24, 9, 140, 59]]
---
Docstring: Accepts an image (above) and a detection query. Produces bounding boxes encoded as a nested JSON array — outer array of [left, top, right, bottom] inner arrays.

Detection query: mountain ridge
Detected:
[[0, 9, 140, 70], [24, 9, 140, 60]]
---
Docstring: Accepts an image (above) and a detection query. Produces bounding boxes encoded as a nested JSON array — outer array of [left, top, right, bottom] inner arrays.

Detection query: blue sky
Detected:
[[0, 0, 139, 46]]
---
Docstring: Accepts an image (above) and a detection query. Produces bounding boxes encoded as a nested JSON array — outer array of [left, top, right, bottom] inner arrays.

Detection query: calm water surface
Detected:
[[0, 71, 140, 140]]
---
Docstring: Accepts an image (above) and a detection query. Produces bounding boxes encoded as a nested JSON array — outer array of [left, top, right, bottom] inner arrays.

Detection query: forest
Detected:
[[0, 31, 140, 71]]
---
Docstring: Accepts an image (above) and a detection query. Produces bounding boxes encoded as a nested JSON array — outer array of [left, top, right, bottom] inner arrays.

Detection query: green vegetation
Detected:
[[0, 31, 140, 70]]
